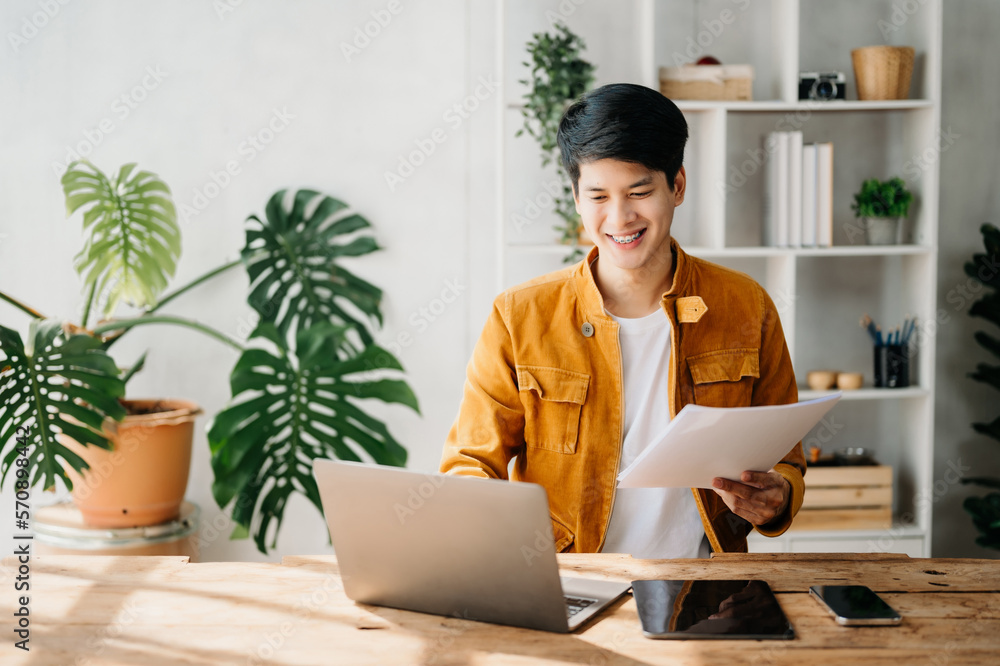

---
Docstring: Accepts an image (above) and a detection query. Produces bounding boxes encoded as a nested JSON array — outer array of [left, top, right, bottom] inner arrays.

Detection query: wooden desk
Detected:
[[2, 552, 998, 665]]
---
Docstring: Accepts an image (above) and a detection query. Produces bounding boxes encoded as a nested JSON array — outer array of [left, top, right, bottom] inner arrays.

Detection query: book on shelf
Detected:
[[788, 131, 803, 248], [762, 132, 785, 246], [801, 143, 818, 247], [816, 142, 834, 247], [762, 133, 833, 248]]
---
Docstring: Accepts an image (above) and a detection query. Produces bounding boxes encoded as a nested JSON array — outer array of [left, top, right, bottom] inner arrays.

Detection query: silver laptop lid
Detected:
[[313, 459, 571, 633]]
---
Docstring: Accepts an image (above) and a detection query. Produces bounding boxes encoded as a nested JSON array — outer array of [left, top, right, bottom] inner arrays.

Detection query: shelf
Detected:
[[790, 245, 934, 257], [799, 387, 929, 401], [747, 523, 925, 542], [497, 0, 941, 558], [508, 100, 934, 113], [505, 244, 933, 258], [694, 245, 932, 258], [675, 100, 934, 112], [506, 243, 593, 255]]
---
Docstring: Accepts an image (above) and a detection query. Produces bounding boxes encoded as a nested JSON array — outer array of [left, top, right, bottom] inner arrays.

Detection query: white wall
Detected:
[[1, 0, 997, 561], [932, 0, 1000, 559], [0, 0, 498, 562]]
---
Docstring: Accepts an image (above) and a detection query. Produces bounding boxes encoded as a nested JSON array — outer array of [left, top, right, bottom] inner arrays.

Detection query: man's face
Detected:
[[574, 159, 685, 273]]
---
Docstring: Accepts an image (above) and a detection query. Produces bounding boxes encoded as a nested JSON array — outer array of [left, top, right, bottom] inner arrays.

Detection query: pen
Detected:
[[860, 314, 879, 343]]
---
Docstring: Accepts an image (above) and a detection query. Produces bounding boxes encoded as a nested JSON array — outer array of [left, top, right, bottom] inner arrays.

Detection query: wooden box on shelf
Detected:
[[658, 64, 753, 101], [791, 465, 893, 531]]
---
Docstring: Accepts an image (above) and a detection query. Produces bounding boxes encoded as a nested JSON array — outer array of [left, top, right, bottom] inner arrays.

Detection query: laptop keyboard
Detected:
[[564, 595, 597, 618]]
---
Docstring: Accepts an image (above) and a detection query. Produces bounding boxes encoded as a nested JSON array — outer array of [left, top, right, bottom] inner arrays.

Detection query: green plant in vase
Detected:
[[0, 161, 419, 553], [850, 177, 914, 245], [516, 22, 595, 264]]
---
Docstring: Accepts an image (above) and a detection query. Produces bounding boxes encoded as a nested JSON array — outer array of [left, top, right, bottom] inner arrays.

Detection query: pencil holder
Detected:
[[874, 344, 909, 388]]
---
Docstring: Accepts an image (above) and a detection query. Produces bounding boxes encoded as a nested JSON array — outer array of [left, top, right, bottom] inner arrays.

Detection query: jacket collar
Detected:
[[573, 237, 694, 321]]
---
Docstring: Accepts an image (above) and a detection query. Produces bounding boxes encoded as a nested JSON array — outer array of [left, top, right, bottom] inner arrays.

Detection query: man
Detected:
[[439, 83, 805, 556]]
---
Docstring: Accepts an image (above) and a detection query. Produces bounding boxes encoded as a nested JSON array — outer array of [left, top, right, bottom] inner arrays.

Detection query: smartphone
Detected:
[[809, 585, 901, 626]]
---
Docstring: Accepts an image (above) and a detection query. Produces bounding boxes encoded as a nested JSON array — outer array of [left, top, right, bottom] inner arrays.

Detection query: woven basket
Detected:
[[851, 46, 915, 100], [659, 64, 753, 101]]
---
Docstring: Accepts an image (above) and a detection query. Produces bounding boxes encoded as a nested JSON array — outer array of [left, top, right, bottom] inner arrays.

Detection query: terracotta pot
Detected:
[[59, 398, 201, 528]]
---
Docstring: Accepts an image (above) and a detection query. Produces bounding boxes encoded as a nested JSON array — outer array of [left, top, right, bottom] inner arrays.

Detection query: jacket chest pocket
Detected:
[[687, 349, 759, 407], [516, 365, 590, 454]]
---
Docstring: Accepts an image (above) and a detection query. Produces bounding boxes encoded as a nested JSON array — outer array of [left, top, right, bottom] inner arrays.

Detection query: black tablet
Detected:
[[631, 579, 795, 640]]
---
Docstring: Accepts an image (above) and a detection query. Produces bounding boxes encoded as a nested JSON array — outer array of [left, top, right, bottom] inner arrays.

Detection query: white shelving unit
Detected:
[[495, 0, 941, 556]]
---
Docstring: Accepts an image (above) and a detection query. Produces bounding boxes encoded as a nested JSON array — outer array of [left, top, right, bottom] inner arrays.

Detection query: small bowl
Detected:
[[836, 372, 864, 390], [807, 370, 839, 390], [834, 447, 877, 466]]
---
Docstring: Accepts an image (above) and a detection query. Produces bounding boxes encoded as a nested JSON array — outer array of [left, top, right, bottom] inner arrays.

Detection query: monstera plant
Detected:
[[207, 189, 419, 552], [0, 160, 418, 553], [960, 223, 1000, 550]]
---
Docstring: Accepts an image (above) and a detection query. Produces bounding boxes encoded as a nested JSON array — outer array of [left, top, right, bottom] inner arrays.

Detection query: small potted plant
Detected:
[[959, 223, 1000, 550], [516, 22, 596, 264], [0, 161, 419, 553], [850, 177, 914, 245]]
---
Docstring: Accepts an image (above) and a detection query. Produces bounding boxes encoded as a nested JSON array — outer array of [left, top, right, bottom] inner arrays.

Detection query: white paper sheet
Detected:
[[616, 393, 841, 489]]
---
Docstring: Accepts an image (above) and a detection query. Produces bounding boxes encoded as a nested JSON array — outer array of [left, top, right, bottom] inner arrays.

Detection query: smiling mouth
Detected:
[[608, 228, 647, 244]]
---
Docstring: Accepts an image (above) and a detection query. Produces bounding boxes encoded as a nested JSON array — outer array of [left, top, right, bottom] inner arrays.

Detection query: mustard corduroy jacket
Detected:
[[439, 239, 806, 554]]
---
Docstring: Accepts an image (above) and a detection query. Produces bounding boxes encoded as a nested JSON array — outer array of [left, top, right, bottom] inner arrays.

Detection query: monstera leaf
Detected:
[[0, 320, 126, 491], [243, 189, 383, 353], [62, 160, 180, 316], [207, 322, 419, 553]]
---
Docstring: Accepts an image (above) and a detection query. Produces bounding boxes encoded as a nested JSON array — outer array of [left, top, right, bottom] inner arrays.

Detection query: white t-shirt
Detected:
[[598, 299, 710, 559]]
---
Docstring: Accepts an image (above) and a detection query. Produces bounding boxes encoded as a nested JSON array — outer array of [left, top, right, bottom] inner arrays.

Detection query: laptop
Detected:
[[312, 459, 632, 633]]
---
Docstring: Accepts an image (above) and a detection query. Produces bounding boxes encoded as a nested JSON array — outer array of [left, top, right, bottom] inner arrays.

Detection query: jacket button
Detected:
[[581, 322, 594, 337]]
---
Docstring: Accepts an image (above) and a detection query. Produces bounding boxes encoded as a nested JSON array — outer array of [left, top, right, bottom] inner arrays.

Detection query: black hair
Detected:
[[556, 83, 688, 195]]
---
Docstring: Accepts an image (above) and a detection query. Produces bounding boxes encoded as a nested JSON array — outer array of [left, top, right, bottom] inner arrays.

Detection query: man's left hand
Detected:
[[712, 469, 790, 526]]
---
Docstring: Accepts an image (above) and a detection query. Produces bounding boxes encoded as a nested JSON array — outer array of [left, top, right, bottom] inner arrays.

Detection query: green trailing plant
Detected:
[[960, 222, 1000, 550], [0, 161, 419, 554], [851, 177, 914, 219], [516, 22, 595, 264]]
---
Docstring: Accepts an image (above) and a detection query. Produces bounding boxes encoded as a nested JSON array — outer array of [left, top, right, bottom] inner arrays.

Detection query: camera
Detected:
[[798, 72, 846, 101]]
